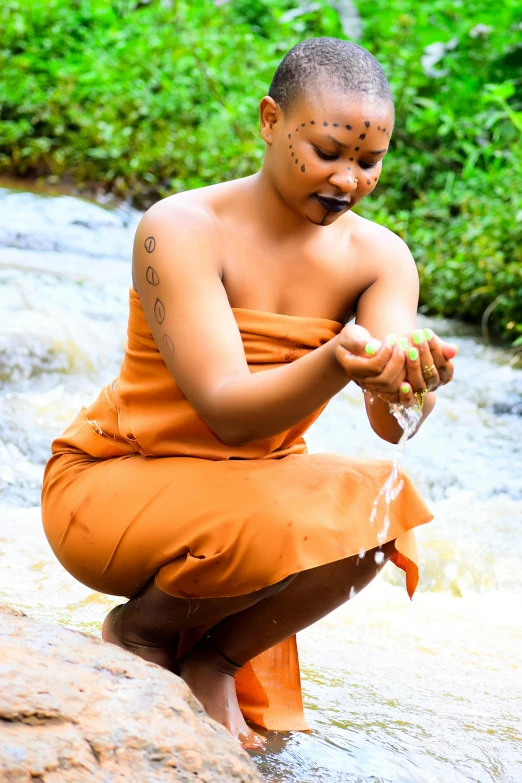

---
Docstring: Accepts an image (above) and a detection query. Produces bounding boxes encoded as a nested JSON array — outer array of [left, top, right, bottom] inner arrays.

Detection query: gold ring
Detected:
[[423, 363, 436, 379], [413, 388, 429, 409]]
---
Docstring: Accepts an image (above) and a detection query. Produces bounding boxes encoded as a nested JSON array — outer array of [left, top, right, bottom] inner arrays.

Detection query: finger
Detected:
[[356, 340, 407, 397], [399, 381, 414, 407], [425, 332, 455, 385], [404, 345, 428, 392], [411, 330, 440, 391], [337, 339, 394, 377]]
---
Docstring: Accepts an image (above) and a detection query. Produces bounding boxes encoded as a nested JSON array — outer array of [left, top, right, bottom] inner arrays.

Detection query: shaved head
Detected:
[[269, 37, 393, 114]]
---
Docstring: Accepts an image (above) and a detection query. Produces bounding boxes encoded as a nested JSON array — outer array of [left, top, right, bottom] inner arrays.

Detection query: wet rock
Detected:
[[0, 604, 262, 783]]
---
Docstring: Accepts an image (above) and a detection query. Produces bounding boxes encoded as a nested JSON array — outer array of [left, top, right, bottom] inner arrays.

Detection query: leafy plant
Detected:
[[0, 0, 520, 340]]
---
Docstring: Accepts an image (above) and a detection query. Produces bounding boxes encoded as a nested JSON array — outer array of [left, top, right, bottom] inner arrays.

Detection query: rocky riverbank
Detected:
[[0, 604, 262, 783]]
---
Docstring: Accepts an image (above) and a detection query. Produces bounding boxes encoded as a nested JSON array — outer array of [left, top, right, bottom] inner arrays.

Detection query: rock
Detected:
[[0, 605, 263, 783]]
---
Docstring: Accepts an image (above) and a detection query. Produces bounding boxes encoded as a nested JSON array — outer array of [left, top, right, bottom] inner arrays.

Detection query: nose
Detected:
[[328, 169, 358, 194]]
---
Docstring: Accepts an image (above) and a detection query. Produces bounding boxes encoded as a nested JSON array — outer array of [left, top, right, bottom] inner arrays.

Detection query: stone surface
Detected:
[[0, 605, 263, 782]]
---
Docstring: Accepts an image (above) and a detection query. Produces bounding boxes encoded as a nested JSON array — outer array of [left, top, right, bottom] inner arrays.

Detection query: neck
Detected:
[[248, 167, 320, 241]]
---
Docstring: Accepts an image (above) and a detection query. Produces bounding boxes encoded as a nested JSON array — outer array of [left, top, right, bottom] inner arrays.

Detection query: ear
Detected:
[[259, 96, 279, 144]]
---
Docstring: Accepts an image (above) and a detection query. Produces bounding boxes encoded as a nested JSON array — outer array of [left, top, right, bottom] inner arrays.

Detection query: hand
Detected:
[[397, 328, 458, 406], [334, 324, 407, 402]]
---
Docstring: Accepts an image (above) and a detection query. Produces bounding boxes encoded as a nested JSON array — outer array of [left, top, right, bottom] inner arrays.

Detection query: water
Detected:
[[1, 184, 521, 783], [369, 402, 421, 547]]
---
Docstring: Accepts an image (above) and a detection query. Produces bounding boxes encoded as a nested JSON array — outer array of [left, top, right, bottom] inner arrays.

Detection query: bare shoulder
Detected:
[[135, 193, 216, 244], [350, 213, 417, 281]]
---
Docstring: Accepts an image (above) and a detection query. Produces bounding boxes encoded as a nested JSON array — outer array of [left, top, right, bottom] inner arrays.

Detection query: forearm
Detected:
[[212, 336, 349, 445], [365, 391, 436, 444]]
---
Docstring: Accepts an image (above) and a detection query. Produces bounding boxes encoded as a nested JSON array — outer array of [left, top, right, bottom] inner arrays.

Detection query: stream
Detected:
[[0, 184, 521, 783]]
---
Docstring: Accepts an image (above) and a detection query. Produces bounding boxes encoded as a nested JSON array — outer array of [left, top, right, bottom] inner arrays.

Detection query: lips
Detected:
[[314, 195, 350, 213]]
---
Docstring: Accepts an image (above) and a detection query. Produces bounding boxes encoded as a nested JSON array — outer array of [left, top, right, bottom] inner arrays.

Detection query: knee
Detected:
[[253, 573, 297, 601]]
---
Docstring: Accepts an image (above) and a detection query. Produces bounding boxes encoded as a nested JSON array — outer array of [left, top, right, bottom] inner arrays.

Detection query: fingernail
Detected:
[[422, 328, 434, 341], [407, 347, 419, 361], [452, 344, 459, 354], [401, 383, 410, 395], [385, 333, 397, 345], [398, 337, 408, 350], [364, 340, 380, 355], [412, 330, 424, 345]]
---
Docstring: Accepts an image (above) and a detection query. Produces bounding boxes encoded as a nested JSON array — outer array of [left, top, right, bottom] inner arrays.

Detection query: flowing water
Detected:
[[0, 184, 521, 783]]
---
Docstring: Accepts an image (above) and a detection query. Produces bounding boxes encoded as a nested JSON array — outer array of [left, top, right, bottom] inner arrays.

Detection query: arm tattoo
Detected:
[[144, 236, 156, 253], [146, 265, 160, 286], [163, 334, 175, 357], [154, 298, 166, 324]]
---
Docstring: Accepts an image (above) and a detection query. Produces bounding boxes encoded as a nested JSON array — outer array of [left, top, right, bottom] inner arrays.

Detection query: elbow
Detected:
[[207, 416, 251, 448]]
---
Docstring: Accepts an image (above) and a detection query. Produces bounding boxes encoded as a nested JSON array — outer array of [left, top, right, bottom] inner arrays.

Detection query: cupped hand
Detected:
[[334, 324, 407, 402], [397, 328, 458, 406], [335, 325, 458, 405]]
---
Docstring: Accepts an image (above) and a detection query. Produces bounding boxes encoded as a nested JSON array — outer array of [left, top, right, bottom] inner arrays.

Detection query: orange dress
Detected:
[[41, 289, 432, 731]]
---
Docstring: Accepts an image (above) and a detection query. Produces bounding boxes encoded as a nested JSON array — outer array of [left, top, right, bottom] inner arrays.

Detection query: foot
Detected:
[[179, 639, 265, 749], [102, 604, 179, 673]]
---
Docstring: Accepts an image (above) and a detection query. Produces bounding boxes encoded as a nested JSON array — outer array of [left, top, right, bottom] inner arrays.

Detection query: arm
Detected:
[[133, 204, 350, 446], [354, 230, 435, 443]]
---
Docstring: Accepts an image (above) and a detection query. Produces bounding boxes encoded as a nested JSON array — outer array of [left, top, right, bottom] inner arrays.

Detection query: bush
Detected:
[[0, 0, 520, 341]]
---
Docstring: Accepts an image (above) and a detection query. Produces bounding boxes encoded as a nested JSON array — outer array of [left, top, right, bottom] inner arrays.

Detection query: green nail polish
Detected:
[[365, 342, 377, 355], [401, 384, 410, 394], [412, 330, 424, 345], [398, 337, 408, 350], [386, 333, 397, 345], [422, 328, 434, 341], [408, 347, 419, 361]]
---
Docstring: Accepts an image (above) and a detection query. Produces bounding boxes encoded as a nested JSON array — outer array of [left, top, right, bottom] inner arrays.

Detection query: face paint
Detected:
[[301, 164, 305, 172], [364, 121, 370, 127], [144, 236, 156, 254], [345, 124, 352, 130], [359, 134, 366, 140]]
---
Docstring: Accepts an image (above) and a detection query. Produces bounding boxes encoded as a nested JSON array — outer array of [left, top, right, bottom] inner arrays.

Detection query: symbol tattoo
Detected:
[[154, 298, 166, 324], [146, 266, 160, 286], [163, 334, 175, 357], [144, 236, 156, 253]]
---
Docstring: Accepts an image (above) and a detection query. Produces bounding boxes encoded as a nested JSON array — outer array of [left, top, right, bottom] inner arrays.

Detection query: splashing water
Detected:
[[370, 399, 423, 549]]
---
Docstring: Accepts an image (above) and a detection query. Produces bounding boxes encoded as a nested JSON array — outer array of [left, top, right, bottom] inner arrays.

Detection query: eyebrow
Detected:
[[326, 134, 387, 155]]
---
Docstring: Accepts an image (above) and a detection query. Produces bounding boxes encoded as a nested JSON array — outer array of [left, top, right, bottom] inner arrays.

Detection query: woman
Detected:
[[42, 38, 457, 747]]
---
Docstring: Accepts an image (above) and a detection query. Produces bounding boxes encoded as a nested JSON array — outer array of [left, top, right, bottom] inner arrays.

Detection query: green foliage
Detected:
[[0, 0, 520, 340]]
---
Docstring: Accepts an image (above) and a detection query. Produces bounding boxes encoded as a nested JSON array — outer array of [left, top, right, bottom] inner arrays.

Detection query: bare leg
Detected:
[[102, 542, 394, 746], [179, 541, 395, 743], [102, 576, 295, 747]]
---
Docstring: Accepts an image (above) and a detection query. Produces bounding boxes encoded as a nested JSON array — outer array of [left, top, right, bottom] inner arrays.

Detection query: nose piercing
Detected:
[[354, 178, 358, 185]]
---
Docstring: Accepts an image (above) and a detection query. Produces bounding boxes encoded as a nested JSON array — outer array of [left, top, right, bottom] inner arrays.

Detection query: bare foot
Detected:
[[102, 604, 179, 673], [179, 640, 265, 749]]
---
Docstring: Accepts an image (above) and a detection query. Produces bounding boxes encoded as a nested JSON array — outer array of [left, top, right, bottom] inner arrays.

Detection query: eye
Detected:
[[359, 161, 376, 170], [314, 147, 338, 161]]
